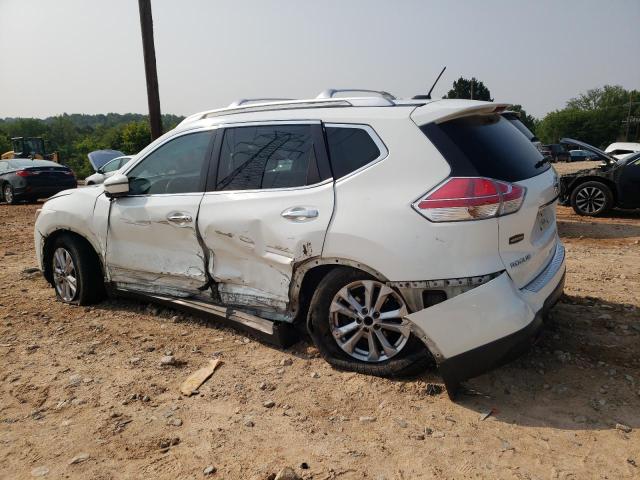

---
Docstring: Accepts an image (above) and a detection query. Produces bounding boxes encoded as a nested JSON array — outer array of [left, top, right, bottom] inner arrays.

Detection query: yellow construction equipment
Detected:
[[1, 137, 58, 162]]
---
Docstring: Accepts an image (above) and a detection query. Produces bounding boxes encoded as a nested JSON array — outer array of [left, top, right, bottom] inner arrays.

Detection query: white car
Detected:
[[604, 142, 640, 160], [85, 155, 132, 185], [34, 91, 566, 397]]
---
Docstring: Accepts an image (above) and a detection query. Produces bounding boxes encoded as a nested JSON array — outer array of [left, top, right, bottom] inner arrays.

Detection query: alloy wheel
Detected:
[[575, 186, 606, 214], [53, 247, 78, 302], [329, 280, 410, 362], [4, 185, 13, 203]]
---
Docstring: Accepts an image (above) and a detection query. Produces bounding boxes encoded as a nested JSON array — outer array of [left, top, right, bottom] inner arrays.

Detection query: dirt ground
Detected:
[[1, 177, 639, 479]]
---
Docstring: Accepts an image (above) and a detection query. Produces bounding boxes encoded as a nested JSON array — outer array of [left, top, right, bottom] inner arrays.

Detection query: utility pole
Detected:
[[625, 94, 633, 141], [138, 0, 163, 140]]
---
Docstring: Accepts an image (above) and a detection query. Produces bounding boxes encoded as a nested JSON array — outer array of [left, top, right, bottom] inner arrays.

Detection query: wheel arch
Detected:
[[289, 257, 389, 326], [42, 229, 105, 285]]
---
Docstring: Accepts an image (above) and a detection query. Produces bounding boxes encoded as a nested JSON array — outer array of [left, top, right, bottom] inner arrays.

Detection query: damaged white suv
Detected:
[[34, 90, 566, 397]]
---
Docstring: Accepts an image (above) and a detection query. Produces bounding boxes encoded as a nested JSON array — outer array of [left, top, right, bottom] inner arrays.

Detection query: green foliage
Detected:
[[537, 85, 640, 148], [120, 121, 152, 154], [0, 113, 184, 178], [443, 77, 493, 101]]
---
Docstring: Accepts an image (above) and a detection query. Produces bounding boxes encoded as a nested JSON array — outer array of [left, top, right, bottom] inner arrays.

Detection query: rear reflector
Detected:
[[414, 177, 525, 222]]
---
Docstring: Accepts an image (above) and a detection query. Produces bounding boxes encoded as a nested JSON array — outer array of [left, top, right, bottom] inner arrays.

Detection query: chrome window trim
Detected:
[[202, 178, 333, 196], [215, 119, 321, 128], [324, 123, 389, 183]]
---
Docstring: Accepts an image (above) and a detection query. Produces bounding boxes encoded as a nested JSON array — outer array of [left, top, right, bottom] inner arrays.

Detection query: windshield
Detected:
[[24, 138, 45, 155]]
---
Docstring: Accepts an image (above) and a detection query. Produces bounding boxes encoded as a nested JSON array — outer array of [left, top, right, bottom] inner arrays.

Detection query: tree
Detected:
[[0, 113, 184, 178], [566, 85, 629, 111], [120, 121, 152, 154], [443, 77, 493, 101], [537, 85, 640, 147], [46, 115, 78, 163], [508, 104, 538, 132]]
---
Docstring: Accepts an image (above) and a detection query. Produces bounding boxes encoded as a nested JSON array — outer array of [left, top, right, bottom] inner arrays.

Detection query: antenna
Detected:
[[413, 66, 446, 100]]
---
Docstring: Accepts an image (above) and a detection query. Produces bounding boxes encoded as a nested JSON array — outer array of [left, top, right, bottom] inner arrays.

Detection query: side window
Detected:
[[325, 126, 382, 179], [127, 132, 212, 195], [216, 124, 320, 191]]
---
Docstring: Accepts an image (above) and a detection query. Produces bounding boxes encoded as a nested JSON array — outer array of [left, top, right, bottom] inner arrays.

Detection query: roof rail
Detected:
[[178, 93, 405, 127], [317, 88, 396, 104], [199, 98, 354, 121], [227, 98, 295, 108]]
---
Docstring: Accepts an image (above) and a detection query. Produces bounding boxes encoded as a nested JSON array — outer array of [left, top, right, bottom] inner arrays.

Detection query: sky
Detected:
[[1, 0, 638, 119]]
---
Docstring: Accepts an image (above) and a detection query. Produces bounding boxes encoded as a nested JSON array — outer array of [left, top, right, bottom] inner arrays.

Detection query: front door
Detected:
[[106, 129, 216, 297], [197, 122, 334, 312], [618, 155, 640, 207]]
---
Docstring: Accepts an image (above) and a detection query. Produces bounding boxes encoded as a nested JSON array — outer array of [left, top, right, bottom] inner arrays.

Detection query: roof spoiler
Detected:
[[432, 102, 511, 124], [410, 100, 512, 126]]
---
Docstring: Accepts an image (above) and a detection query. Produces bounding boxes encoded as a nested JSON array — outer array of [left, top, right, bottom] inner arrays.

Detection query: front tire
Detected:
[[570, 181, 613, 216], [50, 234, 105, 305], [307, 267, 432, 377]]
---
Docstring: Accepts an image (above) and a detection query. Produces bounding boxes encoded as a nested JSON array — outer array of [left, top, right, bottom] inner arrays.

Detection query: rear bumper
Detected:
[[404, 241, 566, 398]]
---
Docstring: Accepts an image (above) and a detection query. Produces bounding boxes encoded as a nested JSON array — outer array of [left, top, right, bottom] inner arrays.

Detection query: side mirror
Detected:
[[103, 173, 129, 198]]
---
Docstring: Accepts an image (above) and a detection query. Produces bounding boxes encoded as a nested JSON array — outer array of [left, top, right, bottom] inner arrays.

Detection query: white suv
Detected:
[[34, 90, 566, 397]]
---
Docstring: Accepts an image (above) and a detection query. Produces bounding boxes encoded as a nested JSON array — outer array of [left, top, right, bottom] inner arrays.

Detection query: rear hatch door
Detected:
[[416, 108, 559, 288]]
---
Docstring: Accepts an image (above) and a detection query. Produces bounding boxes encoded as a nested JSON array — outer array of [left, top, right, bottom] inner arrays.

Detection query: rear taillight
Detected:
[[16, 170, 35, 177], [64, 170, 75, 177], [413, 177, 526, 222]]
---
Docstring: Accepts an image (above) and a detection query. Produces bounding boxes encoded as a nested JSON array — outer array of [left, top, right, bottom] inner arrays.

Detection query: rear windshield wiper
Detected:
[[535, 156, 551, 169]]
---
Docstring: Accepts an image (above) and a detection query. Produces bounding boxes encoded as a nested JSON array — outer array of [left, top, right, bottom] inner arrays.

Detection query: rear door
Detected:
[[198, 121, 333, 312]]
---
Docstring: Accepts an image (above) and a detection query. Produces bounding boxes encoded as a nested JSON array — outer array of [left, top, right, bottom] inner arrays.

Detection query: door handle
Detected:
[[167, 212, 193, 226], [281, 206, 319, 221]]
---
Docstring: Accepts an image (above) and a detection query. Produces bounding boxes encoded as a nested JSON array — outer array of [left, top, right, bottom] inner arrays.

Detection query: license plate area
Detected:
[[533, 203, 556, 240]]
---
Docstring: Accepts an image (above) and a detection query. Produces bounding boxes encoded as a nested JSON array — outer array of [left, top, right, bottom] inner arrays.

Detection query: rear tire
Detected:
[[307, 267, 432, 378], [49, 234, 105, 305], [570, 181, 613, 216], [3, 184, 16, 204]]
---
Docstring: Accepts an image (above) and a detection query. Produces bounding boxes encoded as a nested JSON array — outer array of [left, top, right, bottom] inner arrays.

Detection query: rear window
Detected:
[[421, 114, 548, 182], [325, 126, 381, 179]]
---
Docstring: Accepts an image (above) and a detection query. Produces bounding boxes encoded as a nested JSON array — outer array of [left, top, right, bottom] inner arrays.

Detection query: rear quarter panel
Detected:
[[323, 119, 504, 281]]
